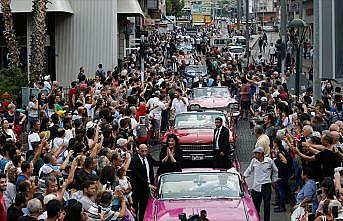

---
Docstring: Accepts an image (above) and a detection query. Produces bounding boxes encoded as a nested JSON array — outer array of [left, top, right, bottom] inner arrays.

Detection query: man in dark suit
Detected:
[[213, 117, 231, 168], [130, 144, 158, 221], [212, 75, 226, 87]]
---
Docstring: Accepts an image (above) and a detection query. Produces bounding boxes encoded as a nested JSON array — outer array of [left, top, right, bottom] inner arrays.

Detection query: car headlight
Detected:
[[189, 104, 200, 111]]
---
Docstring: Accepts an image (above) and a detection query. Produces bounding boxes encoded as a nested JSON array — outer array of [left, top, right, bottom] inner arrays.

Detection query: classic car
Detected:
[[189, 87, 240, 118], [162, 111, 236, 162], [144, 168, 259, 221], [183, 65, 207, 87]]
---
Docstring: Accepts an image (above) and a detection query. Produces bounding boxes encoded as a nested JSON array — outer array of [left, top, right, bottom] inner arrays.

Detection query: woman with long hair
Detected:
[[158, 133, 182, 175]]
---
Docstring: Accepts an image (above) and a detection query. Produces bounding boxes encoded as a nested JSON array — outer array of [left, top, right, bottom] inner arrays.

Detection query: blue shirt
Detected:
[[15, 174, 28, 191], [296, 179, 318, 213]]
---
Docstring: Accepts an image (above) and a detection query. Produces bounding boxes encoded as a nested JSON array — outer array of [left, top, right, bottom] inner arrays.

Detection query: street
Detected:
[[150, 116, 290, 221]]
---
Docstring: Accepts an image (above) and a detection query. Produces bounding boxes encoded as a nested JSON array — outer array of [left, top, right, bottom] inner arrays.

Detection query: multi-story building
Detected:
[[0, 0, 144, 86], [252, 0, 278, 25]]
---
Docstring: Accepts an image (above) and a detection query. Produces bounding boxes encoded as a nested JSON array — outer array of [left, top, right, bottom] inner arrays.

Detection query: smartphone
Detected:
[[98, 206, 102, 214], [333, 205, 339, 218], [34, 176, 39, 186], [58, 177, 64, 187], [307, 204, 313, 213], [316, 182, 320, 189]]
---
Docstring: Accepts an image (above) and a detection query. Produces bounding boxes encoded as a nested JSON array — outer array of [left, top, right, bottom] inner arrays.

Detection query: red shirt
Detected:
[[0, 195, 6, 221], [68, 87, 77, 108]]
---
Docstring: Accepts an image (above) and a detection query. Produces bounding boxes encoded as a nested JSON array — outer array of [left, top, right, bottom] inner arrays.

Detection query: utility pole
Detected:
[[140, 35, 145, 82], [245, 0, 249, 67], [280, 0, 287, 75], [237, 0, 242, 30], [313, 0, 321, 102]]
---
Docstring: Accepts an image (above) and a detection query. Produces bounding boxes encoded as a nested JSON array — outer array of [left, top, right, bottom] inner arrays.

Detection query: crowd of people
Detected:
[[0, 24, 341, 221]]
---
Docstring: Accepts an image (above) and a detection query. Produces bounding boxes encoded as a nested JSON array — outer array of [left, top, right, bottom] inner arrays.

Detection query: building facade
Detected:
[[0, 0, 144, 86]]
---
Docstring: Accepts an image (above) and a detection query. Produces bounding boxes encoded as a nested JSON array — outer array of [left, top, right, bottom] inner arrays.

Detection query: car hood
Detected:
[[152, 198, 254, 221], [190, 97, 237, 109], [163, 128, 214, 144]]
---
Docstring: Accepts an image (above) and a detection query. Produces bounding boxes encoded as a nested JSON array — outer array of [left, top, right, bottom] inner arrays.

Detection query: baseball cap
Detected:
[[253, 147, 264, 153]]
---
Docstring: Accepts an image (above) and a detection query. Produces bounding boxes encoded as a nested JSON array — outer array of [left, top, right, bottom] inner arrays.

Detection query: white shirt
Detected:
[[28, 132, 40, 151], [28, 101, 38, 118], [171, 97, 188, 114], [130, 116, 138, 137], [146, 97, 166, 120], [138, 155, 150, 184], [52, 137, 66, 151], [243, 157, 278, 192], [214, 126, 222, 150], [84, 104, 95, 119]]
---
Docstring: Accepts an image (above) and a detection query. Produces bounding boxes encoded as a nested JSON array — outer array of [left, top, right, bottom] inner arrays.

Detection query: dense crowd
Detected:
[[0, 25, 341, 221]]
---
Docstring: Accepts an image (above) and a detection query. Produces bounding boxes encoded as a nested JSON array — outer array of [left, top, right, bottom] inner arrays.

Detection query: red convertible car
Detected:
[[144, 168, 259, 221], [162, 111, 236, 162], [189, 87, 240, 118]]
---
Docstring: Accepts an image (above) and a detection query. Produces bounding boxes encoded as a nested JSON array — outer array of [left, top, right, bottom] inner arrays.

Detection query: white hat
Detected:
[[261, 97, 267, 102], [116, 138, 128, 147], [86, 121, 95, 129], [44, 75, 50, 81]]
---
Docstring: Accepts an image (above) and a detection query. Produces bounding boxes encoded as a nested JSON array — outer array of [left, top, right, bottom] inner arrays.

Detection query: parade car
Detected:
[[189, 87, 240, 118], [162, 111, 236, 162], [228, 46, 246, 60], [183, 65, 208, 86], [144, 168, 259, 221]]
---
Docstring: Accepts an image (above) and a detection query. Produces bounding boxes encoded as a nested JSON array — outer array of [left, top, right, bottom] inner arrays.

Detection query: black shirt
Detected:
[[7, 205, 23, 221], [316, 149, 342, 180]]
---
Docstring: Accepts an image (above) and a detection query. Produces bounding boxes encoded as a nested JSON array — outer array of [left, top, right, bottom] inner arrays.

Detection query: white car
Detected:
[[228, 46, 246, 60]]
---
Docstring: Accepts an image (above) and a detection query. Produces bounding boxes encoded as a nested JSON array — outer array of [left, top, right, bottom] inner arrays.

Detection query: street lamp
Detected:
[[288, 18, 308, 101]]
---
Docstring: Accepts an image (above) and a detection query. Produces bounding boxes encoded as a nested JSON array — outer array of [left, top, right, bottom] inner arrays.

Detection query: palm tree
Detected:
[[30, 0, 48, 83], [0, 0, 20, 67]]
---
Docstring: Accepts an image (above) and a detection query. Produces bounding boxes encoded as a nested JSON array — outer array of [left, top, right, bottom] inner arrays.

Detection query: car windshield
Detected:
[[193, 87, 230, 98], [174, 112, 225, 129], [229, 48, 244, 53], [158, 172, 242, 199], [236, 39, 246, 45]]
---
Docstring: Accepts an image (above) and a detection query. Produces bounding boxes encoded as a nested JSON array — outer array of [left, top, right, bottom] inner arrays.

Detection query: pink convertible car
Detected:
[[144, 168, 259, 221]]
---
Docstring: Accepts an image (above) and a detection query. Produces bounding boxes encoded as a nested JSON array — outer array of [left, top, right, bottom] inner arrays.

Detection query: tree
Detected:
[[166, 0, 184, 17], [0, 0, 20, 67], [30, 0, 48, 84]]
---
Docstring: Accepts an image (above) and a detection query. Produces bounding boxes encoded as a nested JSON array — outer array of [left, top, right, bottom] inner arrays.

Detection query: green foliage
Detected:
[[166, 0, 184, 17], [0, 68, 28, 97]]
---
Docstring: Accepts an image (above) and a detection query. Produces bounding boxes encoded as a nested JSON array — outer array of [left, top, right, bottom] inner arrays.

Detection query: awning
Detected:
[[117, 0, 144, 17], [0, 0, 74, 14]]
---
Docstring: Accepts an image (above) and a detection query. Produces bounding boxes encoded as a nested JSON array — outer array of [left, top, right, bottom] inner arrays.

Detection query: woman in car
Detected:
[[158, 133, 182, 175]]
